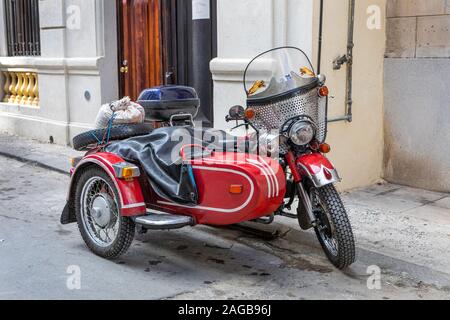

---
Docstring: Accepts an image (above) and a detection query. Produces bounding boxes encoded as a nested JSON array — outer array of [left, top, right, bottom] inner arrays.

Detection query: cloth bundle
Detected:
[[95, 97, 145, 129]]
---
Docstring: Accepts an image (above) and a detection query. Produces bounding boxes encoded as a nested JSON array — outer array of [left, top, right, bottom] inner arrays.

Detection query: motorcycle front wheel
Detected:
[[310, 184, 356, 269]]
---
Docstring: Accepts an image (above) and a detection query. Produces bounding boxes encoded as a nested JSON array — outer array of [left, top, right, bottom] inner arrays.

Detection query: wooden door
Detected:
[[118, 0, 163, 100]]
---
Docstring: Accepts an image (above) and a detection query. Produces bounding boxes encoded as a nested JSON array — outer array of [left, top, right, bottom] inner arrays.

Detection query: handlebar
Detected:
[[225, 115, 245, 123]]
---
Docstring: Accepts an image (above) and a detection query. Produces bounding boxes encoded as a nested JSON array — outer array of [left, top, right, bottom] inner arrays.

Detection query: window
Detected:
[[4, 0, 41, 56]]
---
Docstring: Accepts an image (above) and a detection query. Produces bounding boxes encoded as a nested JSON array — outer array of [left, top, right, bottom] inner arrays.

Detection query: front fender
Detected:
[[62, 152, 147, 225], [296, 153, 341, 188]]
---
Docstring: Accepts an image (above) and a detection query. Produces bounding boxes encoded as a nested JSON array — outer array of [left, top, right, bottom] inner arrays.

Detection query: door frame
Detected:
[[116, 0, 126, 98]]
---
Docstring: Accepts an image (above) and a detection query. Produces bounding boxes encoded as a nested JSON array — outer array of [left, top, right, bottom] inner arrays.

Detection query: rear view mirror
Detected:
[[229, 105, 245, 118], [226, 105, 245, 123]]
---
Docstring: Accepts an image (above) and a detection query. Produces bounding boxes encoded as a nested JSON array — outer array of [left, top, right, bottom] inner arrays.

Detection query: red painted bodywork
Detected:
[[154, 152, 286, 225], [69, 153, 147, 216], [296, 153, 335, 175], [70, 151, 286, 226]]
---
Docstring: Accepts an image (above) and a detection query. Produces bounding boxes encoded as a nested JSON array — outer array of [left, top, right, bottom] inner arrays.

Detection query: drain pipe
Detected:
[[329, 0, 355, 123], [317, 0, 324, 75]]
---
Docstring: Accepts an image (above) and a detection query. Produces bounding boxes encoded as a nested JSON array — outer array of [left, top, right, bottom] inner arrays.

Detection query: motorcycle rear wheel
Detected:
[[311, 184, 356, 269]]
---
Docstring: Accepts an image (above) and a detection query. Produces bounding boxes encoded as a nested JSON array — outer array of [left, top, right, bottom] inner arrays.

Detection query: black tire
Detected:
[[74, 167, 135, 259], [312, 184, 356, 269], [73, 123, 153, 151]]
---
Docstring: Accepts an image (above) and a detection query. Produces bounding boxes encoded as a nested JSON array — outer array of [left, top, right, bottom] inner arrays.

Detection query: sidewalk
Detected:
[[1, 133, 449, 289], [0, 133, 83, 175]]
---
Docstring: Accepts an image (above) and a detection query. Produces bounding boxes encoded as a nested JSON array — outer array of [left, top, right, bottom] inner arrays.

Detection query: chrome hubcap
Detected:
[[91, 194, 114, 228], [80, 177, 120, 247]]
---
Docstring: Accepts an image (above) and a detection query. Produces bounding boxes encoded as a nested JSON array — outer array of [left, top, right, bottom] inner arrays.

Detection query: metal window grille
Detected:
[[4, 0, 41, 56]]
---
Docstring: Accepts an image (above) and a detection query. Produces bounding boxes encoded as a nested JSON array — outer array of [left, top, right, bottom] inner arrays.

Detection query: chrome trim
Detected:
[[122, 202, 146, 209], [317, 74, 327, 86], [289, 121, 315, 146], [298, 163, 341, 188], [135, 212, 194, 230]]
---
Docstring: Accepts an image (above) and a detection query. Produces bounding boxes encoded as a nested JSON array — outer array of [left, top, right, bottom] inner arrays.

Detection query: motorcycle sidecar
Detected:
[[152, 151, 287, 226], [63, 149, 286, 229]]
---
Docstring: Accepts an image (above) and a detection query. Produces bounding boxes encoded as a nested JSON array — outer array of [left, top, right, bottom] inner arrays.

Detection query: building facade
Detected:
[[0, 0, 118, 145], [10, 0, 444, 193], [211, 0, 387, 192], [384, 0, 450, 192]]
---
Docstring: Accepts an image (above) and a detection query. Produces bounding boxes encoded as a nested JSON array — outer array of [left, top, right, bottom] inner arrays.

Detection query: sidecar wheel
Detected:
[[311, 185, 356, 269], [75, 167, 135, 259]]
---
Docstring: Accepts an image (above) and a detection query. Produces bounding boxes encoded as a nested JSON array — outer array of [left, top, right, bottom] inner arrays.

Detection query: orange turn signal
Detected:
[[112, 163, 141, 179], [245, 108, 256, 120], [71, 157, 82, 168], [318, 86, 329, 97], [319, 143, 331, 154], [229, 185, 243, 194], [122, 167, 135, 179]]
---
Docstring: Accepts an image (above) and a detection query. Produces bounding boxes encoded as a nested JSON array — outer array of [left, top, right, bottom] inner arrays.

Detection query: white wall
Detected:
[[211, 0, 387, 191], [211, 0, 314, 130], [0, 0, 119, 145], [311, 0, 386, 191]]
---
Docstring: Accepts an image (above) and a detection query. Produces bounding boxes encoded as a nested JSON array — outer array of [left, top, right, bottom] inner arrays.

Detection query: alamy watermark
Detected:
[[66, 5, 81, 30], [366, 5, 382, 30], [66, 265, 81, 290], [367, 265, 382, 290]]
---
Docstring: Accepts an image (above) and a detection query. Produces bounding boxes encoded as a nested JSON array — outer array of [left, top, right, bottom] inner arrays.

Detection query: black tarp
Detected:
[[105, 127, 239, 206]]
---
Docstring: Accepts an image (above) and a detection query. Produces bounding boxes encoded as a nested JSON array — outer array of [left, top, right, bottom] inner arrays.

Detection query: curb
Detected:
[[0, 151, 70, 176]]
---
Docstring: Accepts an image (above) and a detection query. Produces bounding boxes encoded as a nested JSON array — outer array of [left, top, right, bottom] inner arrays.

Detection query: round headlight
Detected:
[[289, 121, 315, 146]]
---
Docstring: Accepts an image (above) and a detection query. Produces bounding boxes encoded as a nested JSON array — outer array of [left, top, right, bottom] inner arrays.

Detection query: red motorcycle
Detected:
[[61, 47, 355, 269]]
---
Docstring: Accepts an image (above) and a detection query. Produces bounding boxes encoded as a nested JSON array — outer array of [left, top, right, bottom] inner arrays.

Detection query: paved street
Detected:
[[0, 154, 449, 300]]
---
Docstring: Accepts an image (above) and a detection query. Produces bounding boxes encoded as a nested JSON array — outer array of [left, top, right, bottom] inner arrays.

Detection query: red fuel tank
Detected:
[[155, 152, 286, 226]]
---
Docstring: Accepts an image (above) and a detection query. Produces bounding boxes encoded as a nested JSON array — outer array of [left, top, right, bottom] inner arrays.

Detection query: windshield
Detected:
[[243, 47, 317, 100]]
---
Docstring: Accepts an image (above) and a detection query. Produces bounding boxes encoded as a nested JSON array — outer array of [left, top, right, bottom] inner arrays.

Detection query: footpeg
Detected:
[[134, 210, 194, 230]]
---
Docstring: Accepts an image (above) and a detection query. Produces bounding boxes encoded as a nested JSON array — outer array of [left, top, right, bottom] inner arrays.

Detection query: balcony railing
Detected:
[[2, 70, 39, 106]]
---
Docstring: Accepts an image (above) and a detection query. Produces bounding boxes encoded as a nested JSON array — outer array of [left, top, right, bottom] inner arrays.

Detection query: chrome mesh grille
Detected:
[[248, 88, 327, 143]]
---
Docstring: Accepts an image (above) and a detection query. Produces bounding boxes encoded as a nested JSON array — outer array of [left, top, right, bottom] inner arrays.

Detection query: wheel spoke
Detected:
[[80, 176, 120, 247], [103, 228, 111, 242]]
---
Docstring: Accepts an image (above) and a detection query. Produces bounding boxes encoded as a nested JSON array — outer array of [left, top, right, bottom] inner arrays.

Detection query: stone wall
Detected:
[[384, 0, 450, 192], [386, 0, 450, 58]]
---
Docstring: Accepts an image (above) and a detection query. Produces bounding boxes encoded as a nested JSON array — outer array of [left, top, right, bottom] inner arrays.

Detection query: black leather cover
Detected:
[[106, 127, 237, 206]]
